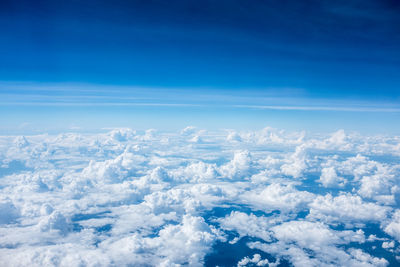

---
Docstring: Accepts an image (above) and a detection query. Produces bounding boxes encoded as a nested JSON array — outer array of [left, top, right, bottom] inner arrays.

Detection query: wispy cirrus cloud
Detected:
[[1, 82, 399, 113]]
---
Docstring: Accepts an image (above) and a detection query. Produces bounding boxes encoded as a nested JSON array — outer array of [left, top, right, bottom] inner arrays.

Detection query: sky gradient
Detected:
[[0, 0, 399, 133]]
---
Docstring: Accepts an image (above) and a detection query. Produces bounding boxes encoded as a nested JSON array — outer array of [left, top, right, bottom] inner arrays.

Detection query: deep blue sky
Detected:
[[0, 0, 399, 133]]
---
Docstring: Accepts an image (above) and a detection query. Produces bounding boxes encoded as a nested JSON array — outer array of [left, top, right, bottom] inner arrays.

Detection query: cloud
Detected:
[[219, 150, 253, 179], [249, 220, 387, 267], [0, 199, 19, 224], [308, 193, 391, 225], [384, 210, 400, 242], [237, 253, 278, 267], [280, 145, 308, 178], [217, 211, 278, 242], [234, 104, 400, 113], [317, 166, 347, 188], [241, 183, 314, 213], [0, 127, 399, 266]]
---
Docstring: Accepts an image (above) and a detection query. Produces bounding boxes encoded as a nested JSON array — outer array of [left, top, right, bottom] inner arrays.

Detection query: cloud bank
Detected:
[[0, 127, 399, 266]]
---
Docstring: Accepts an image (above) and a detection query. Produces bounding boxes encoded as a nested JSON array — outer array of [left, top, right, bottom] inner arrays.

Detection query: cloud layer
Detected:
[[0, 127, 399, 266]]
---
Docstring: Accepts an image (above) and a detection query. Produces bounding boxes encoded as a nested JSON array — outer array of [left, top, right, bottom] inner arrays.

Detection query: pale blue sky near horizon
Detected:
[[1, 81, 399, 135]]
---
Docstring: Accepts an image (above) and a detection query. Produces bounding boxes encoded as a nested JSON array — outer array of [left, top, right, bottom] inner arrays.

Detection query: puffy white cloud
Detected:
[[170, 161, 218, 182], [317, 166, 347, 188], [226, 131, 242, 143], [316, 153, 400, 205], [147, 215, 221, 266], [81, 150, 146, 184], [348, 248, 389, 267], [108, 128, 136, 142], [280, 145, 308, 178], [325, 129, 354, 151], [0, 244, 113, 267], [101, 215, 222, 266], [217, 211, 278, 242], [357, 164, 399, 204], [382, 241, 395, 249], [249, 220, 387, 267], [219, 150, 252, 179], [384, 210, 400, 242], [241, 183, 314, 213], [0, 127, 398, 266], [308, 193, 390, 225], [237, 253, 277, 267], [38, 211, 70, 234], [270, 220, 365, 248]]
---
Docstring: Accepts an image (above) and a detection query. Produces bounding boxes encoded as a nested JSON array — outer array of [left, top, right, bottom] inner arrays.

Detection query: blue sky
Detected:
[[0, 0, 399, 133]]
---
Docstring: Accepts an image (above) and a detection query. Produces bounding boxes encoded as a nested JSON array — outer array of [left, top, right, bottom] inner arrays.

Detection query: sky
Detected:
[[0, 0, 399, 133]]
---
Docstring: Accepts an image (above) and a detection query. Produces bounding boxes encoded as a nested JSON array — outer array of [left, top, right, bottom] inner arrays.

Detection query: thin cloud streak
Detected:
[[0, 102, 204, 107], [234, 104, 400, 113], [1, 101, 399, 113]]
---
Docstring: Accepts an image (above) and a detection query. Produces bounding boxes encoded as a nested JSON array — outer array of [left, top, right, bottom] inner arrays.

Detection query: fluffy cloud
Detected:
[[249, 220, 387, 267], [219, 150, 253, 179], [317, 166, 347, 188], [308, 193, 391, 225], [280, 145, 308, 178], [217, 211, 277, 242], [241, 183, 314, 213], [237, 254, 277, 267], [384, 210, 400, 242], [0, 127, 399, 266]]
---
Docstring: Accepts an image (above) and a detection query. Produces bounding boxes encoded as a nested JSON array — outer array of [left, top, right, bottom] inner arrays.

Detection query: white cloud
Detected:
[[0, 127, 398, 266], [384, 210, 400, 242], [280, 145, 308, 178], [308, 193, 390, 225], [249, 220, 387, 267], [241, 183, 314, 213], [219, 150, 252, 179], [38, 211, 71, 234], [237, 253, 277, 267], [317, 166, 347, 188], [270, 220, 364, 248], [217, 211, 278, 242]]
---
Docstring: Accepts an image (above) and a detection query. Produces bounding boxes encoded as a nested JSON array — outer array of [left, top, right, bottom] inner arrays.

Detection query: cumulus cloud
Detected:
[[0, 127, 399, 266], [217, 211, 278, 242], [219, 150, 253, 179], [280, 145, 308, 178], [248, 220, 387, 267], [308, 193, 391, 226], [384, 210, 400, 242], [318, 166, 347, 188], [237, 253, 277, 267], [241, 183, 314, 213]]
